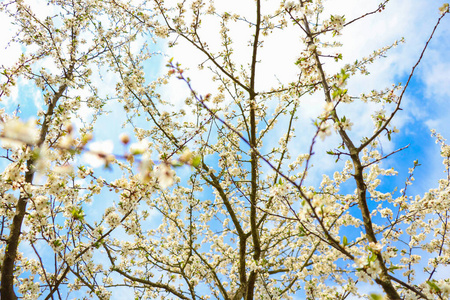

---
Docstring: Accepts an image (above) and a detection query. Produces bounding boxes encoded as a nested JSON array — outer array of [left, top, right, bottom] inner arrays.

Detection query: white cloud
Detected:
[[422, 49, 450, 99], [153, 0, 450, 190], [0, 12, 21, 69]]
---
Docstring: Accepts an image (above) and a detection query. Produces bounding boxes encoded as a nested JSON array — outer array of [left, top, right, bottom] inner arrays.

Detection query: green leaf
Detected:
[[426, 280, 441, 293], [71, 207, 84, 221], [387, 265, 402, 273], [369, 293, 384, 300], [172, 161, 183, 167], [298, 226, 306, 237], [93, 241, 102, 249], [192, 155, 201, 167], [342, 236, 348, 246]]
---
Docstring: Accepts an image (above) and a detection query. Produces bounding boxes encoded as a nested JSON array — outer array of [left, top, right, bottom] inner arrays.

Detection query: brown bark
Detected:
[[1, 83, 68, 299]]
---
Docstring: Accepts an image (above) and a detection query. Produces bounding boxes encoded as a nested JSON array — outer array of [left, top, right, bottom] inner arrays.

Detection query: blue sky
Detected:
[[1, 0, 450, 299], [159, 0, 450, 192], [1, 0, 449, 184]]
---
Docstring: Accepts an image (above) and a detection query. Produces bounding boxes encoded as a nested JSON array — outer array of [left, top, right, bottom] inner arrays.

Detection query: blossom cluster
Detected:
[[0, 0, 449, 299]]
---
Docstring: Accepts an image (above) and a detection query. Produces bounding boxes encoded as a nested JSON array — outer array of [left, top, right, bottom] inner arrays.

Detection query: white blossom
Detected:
[[83, 140, 114, 168], [155, 163, 175, 189], [1, 118, 38, 148], [318, 122, 332, 141]]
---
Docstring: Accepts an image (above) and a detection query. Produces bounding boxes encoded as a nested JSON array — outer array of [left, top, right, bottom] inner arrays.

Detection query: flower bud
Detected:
[[119, 133, 130, 145]]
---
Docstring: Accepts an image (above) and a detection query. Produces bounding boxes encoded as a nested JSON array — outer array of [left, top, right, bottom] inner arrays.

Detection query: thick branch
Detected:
[[299, 6, 402, 300], [1, 82, 68, 300], [246, 1, 262, 299]]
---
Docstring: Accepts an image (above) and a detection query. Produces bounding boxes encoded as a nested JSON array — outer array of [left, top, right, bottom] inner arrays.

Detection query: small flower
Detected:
[[179, 148, 193, 164], [34, 195, 50, 215], [137, 153, 154, 184], [441, 145, 450, 158], [129, 140, 148, 155], [324, 102, 334, 114], [65, 122, 74, 134], [105, 212, 121, 228], [284, 1, 295, 10], [335, 118, 353, 131], [58, 135, 74, 148], [229, 167, 240, 176], [81, 133, 93, 145], [1, 118, 38, 148], [83, 140, 114, 168], [155, 163, 175, 189], [375, 109, 386, 117], [439, 3, 449, 15], [369, 242, 383, 253], [154, 25, 169, 38], [318, 122, 332, 141]]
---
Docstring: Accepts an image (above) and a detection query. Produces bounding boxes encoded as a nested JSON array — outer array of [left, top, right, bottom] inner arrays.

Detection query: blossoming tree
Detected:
[[1, 0, 449, 299]]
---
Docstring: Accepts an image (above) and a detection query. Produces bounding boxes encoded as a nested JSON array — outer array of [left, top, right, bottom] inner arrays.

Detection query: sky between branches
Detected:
[[0, 1, 450, 298], [1, 0, 449, 185]]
